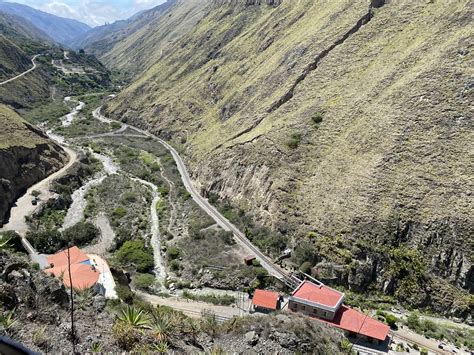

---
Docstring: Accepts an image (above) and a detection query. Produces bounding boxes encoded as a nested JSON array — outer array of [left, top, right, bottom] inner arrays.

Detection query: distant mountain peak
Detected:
[[0, 2, 90, 47]]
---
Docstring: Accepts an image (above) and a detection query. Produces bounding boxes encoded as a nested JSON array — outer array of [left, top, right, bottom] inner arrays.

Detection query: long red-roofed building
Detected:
[[288, 280, 389, 343]]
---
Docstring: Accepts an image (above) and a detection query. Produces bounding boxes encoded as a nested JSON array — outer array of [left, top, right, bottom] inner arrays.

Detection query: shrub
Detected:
[[406, 312, 420, 331], [287, 133, 302, 149], [135, 273, 155, 291], [116, 285, 135, 304], [113, 206, 127, 218], [300, 261, 312, 274], [116, 240, 154, 272], [311, 112, 324, 124], [385, 314, 398, 328], [251, 259, 261, 267], [219, 230, 235, 245], [166, 247, 180, 260], [170, 260, 180, 271], [420, 348, 428, 355], [28, 229, 66, 254], [62, 221, 99, 246]]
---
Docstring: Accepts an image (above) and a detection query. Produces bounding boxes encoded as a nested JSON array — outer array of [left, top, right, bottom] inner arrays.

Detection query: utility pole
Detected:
[[66, 245, 76, 353]]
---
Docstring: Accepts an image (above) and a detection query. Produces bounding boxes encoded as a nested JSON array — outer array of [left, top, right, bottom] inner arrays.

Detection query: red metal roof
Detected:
[[44, 263, 99, 290], [252, 289, 279, 310], [317, 305, 390, 341], [292, 280, 343, 308], [44, 246, 99, 290], [47, 246, 89, 268]]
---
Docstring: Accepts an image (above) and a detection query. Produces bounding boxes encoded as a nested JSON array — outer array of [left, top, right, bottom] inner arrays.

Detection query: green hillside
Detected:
[[100, 0, 473, 315], [0, 104, 48, 149]]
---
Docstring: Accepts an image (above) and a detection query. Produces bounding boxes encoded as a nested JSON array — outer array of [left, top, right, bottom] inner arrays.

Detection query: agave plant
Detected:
[[153, 341, 169, 354], [151, 314, 172, 342], [0, 310, 16, 332], [90, 341, 102, 353], [0, 237, 11, 250], [75, 288, 93, 310], [118, 305, 151, 329]]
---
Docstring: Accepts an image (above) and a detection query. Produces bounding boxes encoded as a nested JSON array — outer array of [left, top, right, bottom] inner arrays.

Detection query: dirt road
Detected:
[[0, 146, 77, 236]]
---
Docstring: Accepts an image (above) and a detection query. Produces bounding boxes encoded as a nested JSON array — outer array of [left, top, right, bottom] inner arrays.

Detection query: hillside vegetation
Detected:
[[98, 0, 473, 316], [0, 104, 66, 225]]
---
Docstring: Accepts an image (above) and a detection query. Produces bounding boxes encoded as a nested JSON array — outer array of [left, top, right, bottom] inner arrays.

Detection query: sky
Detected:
[[8, 0, 167, 27]]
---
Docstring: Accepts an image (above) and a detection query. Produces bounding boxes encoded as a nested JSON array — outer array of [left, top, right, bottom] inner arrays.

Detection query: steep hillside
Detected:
[[0, 2, 90, 46], [0, 34, 31, 80], [103, 0, 473, 316], [0, 11, 52, 45], [80, 0, 206, 78], [0, 104, 66, 226]]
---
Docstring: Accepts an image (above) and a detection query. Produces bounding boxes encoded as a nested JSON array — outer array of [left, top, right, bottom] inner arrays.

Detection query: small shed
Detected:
[[244, 255, 256, 265], [252, 289, 280, 313]]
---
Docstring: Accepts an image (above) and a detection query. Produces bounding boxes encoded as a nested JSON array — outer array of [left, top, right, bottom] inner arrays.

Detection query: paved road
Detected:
[[93, 107, 294, 285], [0, 54, 40, 86], [0, 146, 77, 236]]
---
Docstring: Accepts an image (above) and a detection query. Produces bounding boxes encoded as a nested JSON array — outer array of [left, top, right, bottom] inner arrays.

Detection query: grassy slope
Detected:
[[103, 0, 473, 312], [0, 35, 31, 80], [84, 0, 208, 78], [0, 104, 48, 149]]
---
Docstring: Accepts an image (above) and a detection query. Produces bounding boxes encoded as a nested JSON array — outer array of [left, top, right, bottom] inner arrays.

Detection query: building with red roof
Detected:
[[44, 246, 100, 290], [252, 289, 280, 312], [289, 280, 345, 320], [289, 280, 389, 343]]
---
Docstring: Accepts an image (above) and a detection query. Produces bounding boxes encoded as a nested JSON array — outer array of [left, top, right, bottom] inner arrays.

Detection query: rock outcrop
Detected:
[[0, 105, 66, 226]]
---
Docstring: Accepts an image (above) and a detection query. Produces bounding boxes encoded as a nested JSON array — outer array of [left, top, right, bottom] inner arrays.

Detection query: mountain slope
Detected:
[[80, 0, 206, 78], [0, 11, 52, 44], [102, 0, 473, 316], [0, 34, 31, 80], [73, 0, 177, 53], [0, 2, 90, 46], [0, 104, 66, 226]]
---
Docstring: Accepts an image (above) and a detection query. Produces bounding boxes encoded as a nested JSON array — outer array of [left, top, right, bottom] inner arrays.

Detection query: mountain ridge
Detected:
[[0, 1, 90, 46]]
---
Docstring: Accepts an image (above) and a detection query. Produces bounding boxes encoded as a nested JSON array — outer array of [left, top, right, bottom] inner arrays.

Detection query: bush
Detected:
[[115, 285, 135, 304], [28, 229, 66, 254], [134, 273, 155, 291], [300, 261, 312, 274], [166, 247, 180, 260], [116, 240, 154, 272], [385, 314, 398, 328], [287, 133, 302, 149], [311, 112, 324, 124], [170, 260, 180, 271], [251, 259, 261, 267], [406, 312, 420, 331], [113, 206, 127, 218], [62, 221, 99, 246]]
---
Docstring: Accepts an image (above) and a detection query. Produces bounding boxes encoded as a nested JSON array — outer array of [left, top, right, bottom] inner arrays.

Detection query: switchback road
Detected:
[[0, 54, 40, 86]]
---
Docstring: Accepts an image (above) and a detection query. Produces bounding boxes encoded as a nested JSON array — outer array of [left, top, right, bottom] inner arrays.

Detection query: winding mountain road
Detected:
[[0, 54, 40, 86], [93, 107, 295, 285]]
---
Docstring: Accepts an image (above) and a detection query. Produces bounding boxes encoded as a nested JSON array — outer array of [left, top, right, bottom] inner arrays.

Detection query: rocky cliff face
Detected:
[[101, 0, 472, 315], [0, 105, 66, 226]]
